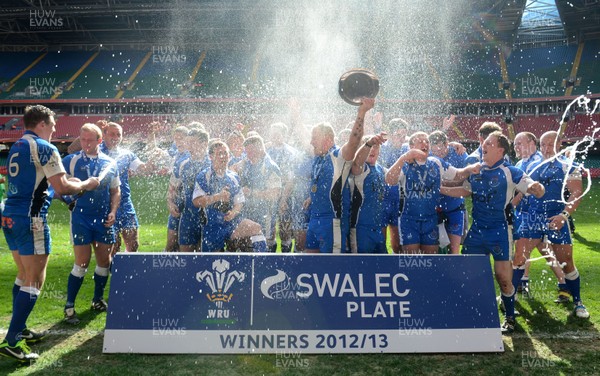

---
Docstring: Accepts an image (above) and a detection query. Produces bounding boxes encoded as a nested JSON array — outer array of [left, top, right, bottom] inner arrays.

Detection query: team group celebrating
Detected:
[[0, 100, 590, 362]]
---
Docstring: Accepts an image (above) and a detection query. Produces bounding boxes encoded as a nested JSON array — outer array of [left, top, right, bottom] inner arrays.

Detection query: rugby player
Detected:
[[61, 124, 120, 324], [515, 131, 589, 319], [305, 98, 374, 253], [442, 131, 545, 333], [1, 105, 99, 362], [193, 141, 268, 252]]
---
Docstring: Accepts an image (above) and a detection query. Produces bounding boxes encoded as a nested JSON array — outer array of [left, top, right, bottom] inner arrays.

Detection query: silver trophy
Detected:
[[338, 69, 380, 106]]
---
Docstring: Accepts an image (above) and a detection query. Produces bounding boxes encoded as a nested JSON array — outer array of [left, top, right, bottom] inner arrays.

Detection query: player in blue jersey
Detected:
[[429, 131, 468, 254], [442, 131, 545, 334], [192, 141, 267, 252], [266, 122, 299, 253], [1, 105, 99, 363], [378, 118, 410, 254], [101, 122, 157, 253], [350, 133, 389, 253], [465, 122, 504, 165], [61, 124, 120, 324], [282, 134, 313, 253], [515, 131, 589, 319], [226, 130, 246, 167], [239, 135, 282, 252], [511, 132, 568, 300], [305, 98, 374, 253], [164, 125, 190, 252], [386, 132, 477, 254], [176, 129, 211, 252], [167, 124, 193, 158]]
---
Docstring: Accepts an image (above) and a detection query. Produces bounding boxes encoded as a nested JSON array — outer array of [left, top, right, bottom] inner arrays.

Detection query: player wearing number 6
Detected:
[[0, 105, 99, 363]]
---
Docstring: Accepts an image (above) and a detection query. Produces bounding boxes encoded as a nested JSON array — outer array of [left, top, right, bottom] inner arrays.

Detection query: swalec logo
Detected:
[[261, 270, 309, 301]]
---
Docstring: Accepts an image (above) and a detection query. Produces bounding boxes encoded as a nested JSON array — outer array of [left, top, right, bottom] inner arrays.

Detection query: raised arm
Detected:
[[384, 149, 426, 185], [352, 132, 386, 175], [341, 98, 375, 161]]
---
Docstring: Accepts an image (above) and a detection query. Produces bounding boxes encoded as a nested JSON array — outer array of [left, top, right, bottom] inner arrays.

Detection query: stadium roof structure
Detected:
[[1, 0, 599, 52], [0, 0, 268, 51]]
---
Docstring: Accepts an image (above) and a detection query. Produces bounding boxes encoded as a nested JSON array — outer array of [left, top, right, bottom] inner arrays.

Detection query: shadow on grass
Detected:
[[572, 233, 600, 251], [514, 293, 598, 373], [518, 296, 568, 333], [1, 311, 107, 374]]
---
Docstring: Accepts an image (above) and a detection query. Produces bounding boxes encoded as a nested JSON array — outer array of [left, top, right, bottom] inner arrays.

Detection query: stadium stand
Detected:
[[507, 45, 578, 99], [0, 52, 94, 100], [571, 40, 600, 96], [63, 51, 148, 99], [121, 50, 204, 99], [453, 48, 504, 100]]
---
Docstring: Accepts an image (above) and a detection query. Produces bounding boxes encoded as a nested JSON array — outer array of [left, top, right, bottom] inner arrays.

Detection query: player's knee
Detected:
[[512, 254, 526, 267], [494, 271, 511, 286], [242, 220, 262, 235], [95, 265, 109, 276], [71, 264, 88, 278]]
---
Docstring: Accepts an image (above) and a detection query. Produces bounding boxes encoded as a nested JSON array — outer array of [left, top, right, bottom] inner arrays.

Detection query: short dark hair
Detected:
[[209, 140, 229, 155], [479, 122, 502, 138], [386, 118, 410, 133], [187, 121, 206, 131], [519, 131, 537, 145], [23, 105, 55, 129], [243, 135, 265, 149], [187, 128, 209, 144], [227, 130, 245, 142], [428, 130, 448, 145]]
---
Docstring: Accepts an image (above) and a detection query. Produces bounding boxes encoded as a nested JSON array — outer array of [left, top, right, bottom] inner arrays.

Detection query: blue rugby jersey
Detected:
[[514, 150, 543, 212], [437, 147, 467, 212], [62, 151, 120, 217], [379, 142, 409, 221], [465, 146, 482, 165], [180, 155, 211, 210], [465, 160, 534, 228], [3, 131, 65, 218], [309, 146, 352, 218], [100, 142, 142, 214], [379, 142, 409, 169], [267, 143, 298, 177], [351, 163, 388, 228], [169, 152, 190, 208], [193, 167, 244, 225], [396, 157, 457, 218], [291, 151, 313, 205], [527, 157, 582, 216], [239, 154, 282, 222]]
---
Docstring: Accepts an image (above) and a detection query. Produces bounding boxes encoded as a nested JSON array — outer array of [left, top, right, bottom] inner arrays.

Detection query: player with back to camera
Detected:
[[0, 105, 99, 362]]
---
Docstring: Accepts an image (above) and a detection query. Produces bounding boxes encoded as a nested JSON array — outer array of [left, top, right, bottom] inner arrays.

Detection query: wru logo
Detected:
[[196, 259, 245, 303]]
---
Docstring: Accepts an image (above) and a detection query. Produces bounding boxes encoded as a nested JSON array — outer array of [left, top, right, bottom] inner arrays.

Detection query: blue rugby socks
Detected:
[[564, 269, 581, 303], [93, 266, 109, 302], [251, 234, 268, 252], [6, 286, 39, 346], [66, 264, 87, 309]]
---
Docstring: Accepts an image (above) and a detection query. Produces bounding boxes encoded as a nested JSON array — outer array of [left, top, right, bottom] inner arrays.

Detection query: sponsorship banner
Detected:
[[103, 253, 503, 354]]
